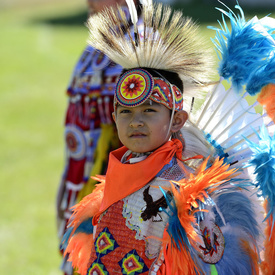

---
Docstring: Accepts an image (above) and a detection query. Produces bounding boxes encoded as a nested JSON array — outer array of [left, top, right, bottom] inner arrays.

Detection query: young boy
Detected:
[[62, 2, 261, 274]]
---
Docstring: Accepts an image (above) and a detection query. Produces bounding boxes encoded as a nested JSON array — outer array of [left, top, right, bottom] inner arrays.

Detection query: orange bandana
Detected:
[[93, 139, 183, 224]]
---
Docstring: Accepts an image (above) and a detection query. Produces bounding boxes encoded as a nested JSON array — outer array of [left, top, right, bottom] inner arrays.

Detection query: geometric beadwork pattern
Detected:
[[115, 69, 154, 108], [118, 249, 149, 274], [197, 222, 225, 264], [95, 227, 119, 258], [87, 258, 108, 275]]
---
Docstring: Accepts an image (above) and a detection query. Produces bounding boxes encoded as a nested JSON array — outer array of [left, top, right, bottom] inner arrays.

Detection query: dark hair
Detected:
[[121, 67, 184, 92]]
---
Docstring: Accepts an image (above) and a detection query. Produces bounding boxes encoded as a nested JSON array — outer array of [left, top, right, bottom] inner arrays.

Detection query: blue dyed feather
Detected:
[[216, 232, 256, 275], [214, 191, 260, 274], [61, 217, 94, 251], [245, 126, 275, 226], [159, 187, 208, 274], [246, 54, 275, 95], [61, 227, 74, 251], [159, 187, 190, 251], [209, 3, 275, 92], [214, 191, 260, 240]]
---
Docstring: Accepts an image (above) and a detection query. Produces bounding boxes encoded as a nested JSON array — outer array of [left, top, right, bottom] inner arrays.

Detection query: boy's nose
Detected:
[[129, 114, 144, 128]]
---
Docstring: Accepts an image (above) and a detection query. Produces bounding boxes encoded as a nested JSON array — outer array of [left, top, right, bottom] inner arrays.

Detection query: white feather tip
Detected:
[[126, 0, 138, 26]]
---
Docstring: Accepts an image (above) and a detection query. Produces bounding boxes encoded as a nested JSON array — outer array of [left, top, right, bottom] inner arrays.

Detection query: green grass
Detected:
[[0, 0, 87, 273], [0, 0, 273, 273]]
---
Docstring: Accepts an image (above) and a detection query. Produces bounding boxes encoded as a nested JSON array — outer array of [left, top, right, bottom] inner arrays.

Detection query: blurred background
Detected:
[[0, 0, 274, 273]]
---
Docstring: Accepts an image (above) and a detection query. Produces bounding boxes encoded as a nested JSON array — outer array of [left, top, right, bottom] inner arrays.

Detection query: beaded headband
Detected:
[[114, 68, 183, 111]]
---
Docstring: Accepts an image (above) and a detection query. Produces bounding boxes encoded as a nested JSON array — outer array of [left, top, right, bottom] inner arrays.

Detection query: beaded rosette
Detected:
[[114, 68, 183, 111]]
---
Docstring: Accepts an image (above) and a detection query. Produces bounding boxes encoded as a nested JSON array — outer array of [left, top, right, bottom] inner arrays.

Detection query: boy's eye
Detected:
[[144, 108, 156, 112], [119, 109, 131, 114]]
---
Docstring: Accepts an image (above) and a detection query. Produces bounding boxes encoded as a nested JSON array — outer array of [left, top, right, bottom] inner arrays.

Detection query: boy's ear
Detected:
[[171, 110, 188, 133], [112, 112, 116, 122]]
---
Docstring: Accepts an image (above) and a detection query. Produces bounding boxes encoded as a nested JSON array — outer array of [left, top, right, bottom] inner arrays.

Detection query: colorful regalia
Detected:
[[61, 1, 275, 274], [62, 139, 260, 274]]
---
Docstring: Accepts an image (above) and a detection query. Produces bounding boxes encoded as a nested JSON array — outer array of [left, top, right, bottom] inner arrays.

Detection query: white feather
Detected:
[[139, 0, 153, 6], [125, 0, 138, 26]]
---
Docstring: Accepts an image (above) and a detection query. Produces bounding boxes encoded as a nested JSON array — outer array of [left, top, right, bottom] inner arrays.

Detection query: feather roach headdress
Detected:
[[86, 1, 214, 97]]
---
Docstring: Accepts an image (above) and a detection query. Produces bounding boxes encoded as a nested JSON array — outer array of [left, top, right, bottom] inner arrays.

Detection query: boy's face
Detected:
[[114, 100, 172, 153]]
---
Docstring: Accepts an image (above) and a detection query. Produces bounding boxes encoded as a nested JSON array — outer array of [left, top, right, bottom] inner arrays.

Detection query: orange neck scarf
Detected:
[[93, 139, 183, 224]]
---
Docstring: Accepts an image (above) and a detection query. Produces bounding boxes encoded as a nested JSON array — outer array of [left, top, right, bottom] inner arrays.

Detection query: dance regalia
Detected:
[[62, 139, 260, 275], [61, 1, 275, 274]]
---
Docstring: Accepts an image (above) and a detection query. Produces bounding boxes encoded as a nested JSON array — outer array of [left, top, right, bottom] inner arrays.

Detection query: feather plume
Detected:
[[215, 232, 259, 275], [212, 191, 260, 274], [161, 157, 237, 274], [214, 192, 260, 241], [125, 0, 138, 27], [64, 232, 94, 275], [241, 240, 259, 275], [245, 126, 275, 222], [260, 201, 275, 275], [245, 126, 275, 273], [209, 4, 275, 92], [246, 56, 275, 96], [68, 180, 105, 236], [61, 179, 105, 274], [86, 3, 214, 97], [139, 0, 152, 6]]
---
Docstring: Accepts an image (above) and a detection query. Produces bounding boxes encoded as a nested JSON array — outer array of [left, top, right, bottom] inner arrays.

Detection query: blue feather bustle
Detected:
[[160, 173, 260, 273], [209, 2, 275, 93], [246, 126, 275, 229], [212, 190, 260, 274]]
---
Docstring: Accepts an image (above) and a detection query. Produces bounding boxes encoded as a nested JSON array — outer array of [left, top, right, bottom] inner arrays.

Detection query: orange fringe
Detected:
[[65, 232, 94, 275], [174, 157, 237, 235], [257, 84, 275, 123], [260, 200, 275, 275], [240, 239, 259, 275], [163, 236, 200, 275], [63, 178, 105, 275], [69, 178, 105, 236], [163, 157, 237, 274]]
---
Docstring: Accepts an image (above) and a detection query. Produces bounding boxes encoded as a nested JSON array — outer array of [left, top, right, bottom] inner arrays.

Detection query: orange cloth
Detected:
[[93, 139, 183, 224]]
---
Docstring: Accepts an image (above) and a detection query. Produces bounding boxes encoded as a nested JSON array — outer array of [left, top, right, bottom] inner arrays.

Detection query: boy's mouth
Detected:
[[129, 132, 147, 138]]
